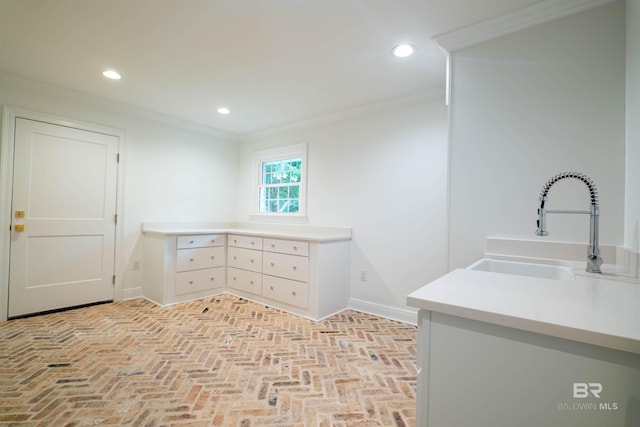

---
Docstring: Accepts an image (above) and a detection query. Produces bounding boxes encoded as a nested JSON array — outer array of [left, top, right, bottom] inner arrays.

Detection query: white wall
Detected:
[[626, 0, 640, 252], [448, 1, 626, 269], [0, 73, 238, 298], [235, 99, 449, 320]]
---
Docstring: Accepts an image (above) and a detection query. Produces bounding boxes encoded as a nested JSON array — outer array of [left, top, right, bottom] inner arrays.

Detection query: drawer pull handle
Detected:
[[293, 246, 298, 250], [271, 244, 275, 248], [234, 239, 237, 243], [250, 259, 254, 263], [189, 281, 193, 285], [270, 286, 274, 290], [190, 240, 194, 244], [233, 277, 237, 280], [233, 256, 237, 260], [293, 266, 297, 270], [210, 277, 214, 281], [292, 291, 296, 296], [190, 258, 194, 262], [251, 242, 254, 245], [250, 281, 254, 285], [270, 262, 275, 266], [211, 256, 215, 259]]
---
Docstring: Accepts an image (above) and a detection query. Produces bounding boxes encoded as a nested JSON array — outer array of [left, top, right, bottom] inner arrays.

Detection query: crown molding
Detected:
[[433, 0, 617, 52], [1, 69, 444, 143], [239, 85, 445, 142], [0, 70, 239, 142]]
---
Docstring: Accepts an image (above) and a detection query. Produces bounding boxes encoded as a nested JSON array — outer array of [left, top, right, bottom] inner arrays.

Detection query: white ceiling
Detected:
[[0, 0, 541, 135]]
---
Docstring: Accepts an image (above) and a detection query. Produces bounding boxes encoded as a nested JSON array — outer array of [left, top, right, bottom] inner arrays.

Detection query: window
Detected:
[[260, 157, 301, 213], [253, 143, 307, 220]]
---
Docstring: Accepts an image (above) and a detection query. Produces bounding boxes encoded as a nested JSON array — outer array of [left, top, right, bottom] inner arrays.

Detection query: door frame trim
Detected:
[[0, 105, 126, 321]]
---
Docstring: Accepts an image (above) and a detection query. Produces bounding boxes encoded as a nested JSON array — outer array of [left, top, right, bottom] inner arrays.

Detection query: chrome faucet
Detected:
[[535, 172, 603, 273]]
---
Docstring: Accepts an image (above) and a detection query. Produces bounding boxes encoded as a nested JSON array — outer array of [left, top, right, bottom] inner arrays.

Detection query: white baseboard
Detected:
[[348, 298, 417, 325], [126, 289, 419, 325]]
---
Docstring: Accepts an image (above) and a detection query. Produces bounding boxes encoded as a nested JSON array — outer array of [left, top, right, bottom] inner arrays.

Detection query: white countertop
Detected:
[[142, 223, 352, 243], [407, 260, 640, 355]]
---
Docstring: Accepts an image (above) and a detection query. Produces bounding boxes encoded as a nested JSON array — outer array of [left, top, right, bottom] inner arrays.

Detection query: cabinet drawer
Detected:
[[228, 234, 263, 250], [263, 251, 308, 282], [228, 246, 263, 272], [227, 267, 262, 296], [176, 246, 225, 272], [262, 275, 308, 309], [264, 238, 309, 256], [177, 234, 226, 249], [175, 267, 224, 296]]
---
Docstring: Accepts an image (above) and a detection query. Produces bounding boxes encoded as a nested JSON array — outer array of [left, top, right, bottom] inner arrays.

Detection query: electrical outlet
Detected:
[[132, 260, 141, 271], [360, 270, 367, 282]]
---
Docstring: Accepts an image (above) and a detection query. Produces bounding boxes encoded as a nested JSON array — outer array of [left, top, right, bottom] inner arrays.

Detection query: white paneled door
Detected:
[[8, 118, 119, 318]]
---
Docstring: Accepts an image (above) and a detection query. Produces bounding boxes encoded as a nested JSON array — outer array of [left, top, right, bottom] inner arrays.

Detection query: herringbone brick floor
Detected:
[[0, 294, 417, 426]]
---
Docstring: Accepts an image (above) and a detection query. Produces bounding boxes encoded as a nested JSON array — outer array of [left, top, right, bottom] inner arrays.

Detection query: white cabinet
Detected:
[[177, 234, 226, 249], [143, 233, 226, 306], [262, 251, 308, 283], [228, 234, 263, 250], [264, 238, 309, 256], [415, 310, 640, 427], [176, 246, 225, 271], [262, 274, 309, 309], [227, 235, 310, 309], [142, 226, 351, 320], [175, 268, 225, 296], [227, 267, 262, 296], [228, 246, 263, 272], [227, 235, 263, 297], [262, 242, 310, 309], [226, 235, 350, 320]]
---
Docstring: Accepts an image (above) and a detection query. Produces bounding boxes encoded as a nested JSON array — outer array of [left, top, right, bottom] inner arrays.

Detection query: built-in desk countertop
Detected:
[[142, 223, 351, 243]]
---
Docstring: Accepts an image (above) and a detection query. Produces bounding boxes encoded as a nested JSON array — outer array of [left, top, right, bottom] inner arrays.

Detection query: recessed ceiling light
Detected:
[[217, 107, 230, 115], [102, 70, 121, 80], [391, 44, 414, 58]]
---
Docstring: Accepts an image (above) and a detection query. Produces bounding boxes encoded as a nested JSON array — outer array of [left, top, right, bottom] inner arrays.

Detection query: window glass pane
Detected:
[[258, 154, 303, 214], [278, 200, 290, 212], [258, 185, 301, 213], [278, 186, 289, 199], [261, 158, 301, 185]]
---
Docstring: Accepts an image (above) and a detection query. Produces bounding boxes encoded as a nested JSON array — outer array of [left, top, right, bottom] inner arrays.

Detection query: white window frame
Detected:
[[250, 142, 307, 222]]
